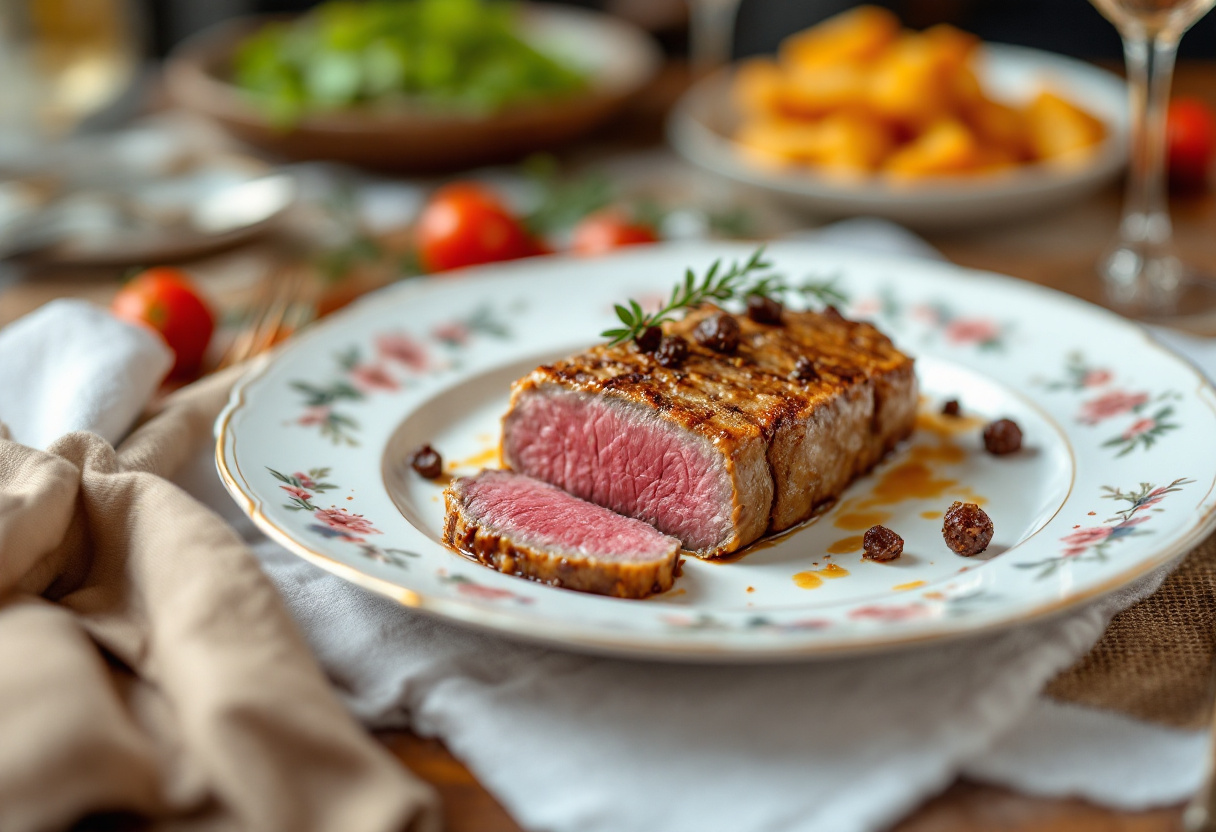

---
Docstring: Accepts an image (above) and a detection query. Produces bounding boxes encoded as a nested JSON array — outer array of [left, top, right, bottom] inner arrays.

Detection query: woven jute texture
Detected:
[[1047, 532, 1216, 729]]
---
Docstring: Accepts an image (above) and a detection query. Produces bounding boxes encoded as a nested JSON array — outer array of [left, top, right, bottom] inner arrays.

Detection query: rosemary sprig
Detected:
[[601, 247, 773, 345], [797, 275, 848, 308]]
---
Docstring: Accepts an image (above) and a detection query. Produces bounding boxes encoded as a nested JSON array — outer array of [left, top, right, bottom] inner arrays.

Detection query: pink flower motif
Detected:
[[1082, 369, 1112, 387], [1061, 526, 1112, 550], [849, 603, 931, 623], [944, 318, 999, 345], [456, 582, 529, 602], [293, 472, 317, 489], [660, 614, 696, 627], [280, 485, 311, 500], [313, 507, 381, 542], [849, 298, 881, 317], [376, 333, 428, 372], [910, 304, 940, 324], [432, 321, 470, 346], [349, 362, 399, 393], [1122, 417, 1156, 441], [784, 618, 832, 631], [299, 406, 331, 426], [1078, 391, 1150, 425]]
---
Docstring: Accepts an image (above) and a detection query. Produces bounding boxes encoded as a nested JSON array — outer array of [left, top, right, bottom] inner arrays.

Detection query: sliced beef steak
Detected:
[[443, 470, 681, 599], [502, 304, 917, 557]]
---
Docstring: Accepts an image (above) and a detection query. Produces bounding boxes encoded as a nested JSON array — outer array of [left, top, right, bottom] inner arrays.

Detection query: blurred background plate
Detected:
[[164, 3, 663, 172], [668, 44, 1130, 230], [0, 117, 296, 267]]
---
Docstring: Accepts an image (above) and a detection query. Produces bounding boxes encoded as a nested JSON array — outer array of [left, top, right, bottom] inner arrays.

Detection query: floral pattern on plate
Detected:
[[291, 304, 513, 446], [851, 288, 1011, 351], [270, 466, 421, 569], [1017, 477, 1193, 579], [218, 243, 1216, 660], [1036, 351, 1182, 457]]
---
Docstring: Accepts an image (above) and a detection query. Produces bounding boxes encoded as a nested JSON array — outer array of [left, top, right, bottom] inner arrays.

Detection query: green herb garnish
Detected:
[[601, 247, 774, 345], [522, 155, 614, 237]]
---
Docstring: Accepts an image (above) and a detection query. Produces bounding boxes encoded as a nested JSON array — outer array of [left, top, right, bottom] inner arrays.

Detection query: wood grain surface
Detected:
[[381, 730, 1187, 832]]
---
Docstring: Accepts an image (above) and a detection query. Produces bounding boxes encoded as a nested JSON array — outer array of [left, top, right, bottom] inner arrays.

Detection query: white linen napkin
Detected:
[[5, 241, 1210, 832], [0, 298, 172, 449]]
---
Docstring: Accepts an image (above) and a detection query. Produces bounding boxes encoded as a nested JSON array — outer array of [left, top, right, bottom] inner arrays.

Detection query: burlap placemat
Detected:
[[1048, 532, 1216, 730]]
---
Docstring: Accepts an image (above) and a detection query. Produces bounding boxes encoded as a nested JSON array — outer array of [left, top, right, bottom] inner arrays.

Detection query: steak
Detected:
[[442, 469, 681, 599], [501, 304, 917, 557]]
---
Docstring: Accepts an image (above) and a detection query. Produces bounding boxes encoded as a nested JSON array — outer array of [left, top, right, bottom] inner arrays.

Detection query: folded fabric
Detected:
[[0, 298, 173, 450], [0, 306, 438, 831]]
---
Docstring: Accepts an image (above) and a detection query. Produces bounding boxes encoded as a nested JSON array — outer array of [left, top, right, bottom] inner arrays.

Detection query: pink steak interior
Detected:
[[502, 386, 733, 550], [462, 470, 677, 561]]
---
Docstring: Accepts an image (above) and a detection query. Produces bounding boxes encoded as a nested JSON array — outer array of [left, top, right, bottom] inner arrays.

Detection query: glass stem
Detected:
[[687, 0, 742, 75], [1104, 28, 1182, 312]]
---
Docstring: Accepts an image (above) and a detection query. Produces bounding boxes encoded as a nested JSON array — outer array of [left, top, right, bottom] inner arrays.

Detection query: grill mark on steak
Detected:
[[502, 304, 917, 556]]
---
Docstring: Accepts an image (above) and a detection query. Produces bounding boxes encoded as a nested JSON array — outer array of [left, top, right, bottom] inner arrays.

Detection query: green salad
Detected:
[[233, 0, 588, 125]]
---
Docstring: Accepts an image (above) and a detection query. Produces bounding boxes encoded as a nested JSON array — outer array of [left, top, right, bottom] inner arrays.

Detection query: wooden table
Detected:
[[6, 60, 1216, 832]]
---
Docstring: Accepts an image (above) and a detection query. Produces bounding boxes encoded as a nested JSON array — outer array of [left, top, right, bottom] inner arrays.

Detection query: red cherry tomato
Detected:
[[111, 267, 215, 377], [414, 183, 542, 272], [1167, 98, 1216, 192], [571, 211, 660, 255]]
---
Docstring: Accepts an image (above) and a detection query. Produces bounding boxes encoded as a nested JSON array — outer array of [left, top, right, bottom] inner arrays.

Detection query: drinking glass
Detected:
[[1088, 0, 1216, 321], [686, 0, 742, 74], [0, 0, 140, 148]]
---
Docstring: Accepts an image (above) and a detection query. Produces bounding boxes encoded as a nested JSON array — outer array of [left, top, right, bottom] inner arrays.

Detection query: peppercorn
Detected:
[[655, 335, 689, 368], [791, 356, 819, 382], [635, 325, 662, 354], [693, 312, 741, 353], [746, 294, 783, 325], [410, 444, 443, 479], [983, 418, 1023, 455], [942, 501, 994, 557], [863, 525, 904, 562], [942, 399, 961, 417]]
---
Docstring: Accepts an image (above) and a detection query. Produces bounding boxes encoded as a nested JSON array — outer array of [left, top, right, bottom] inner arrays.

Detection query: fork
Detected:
[[216, 263, 312, 370]]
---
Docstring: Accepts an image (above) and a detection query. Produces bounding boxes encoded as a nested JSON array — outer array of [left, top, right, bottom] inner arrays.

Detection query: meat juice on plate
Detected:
[[392, 350, 1073, 607]]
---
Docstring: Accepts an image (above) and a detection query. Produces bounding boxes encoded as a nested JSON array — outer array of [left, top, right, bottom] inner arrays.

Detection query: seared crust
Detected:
[[442, 481, 679, 599], [504, 304, 917, 557]]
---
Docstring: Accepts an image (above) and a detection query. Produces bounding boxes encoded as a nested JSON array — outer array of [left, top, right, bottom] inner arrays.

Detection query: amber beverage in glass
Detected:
[[0, 0, 139, 140]]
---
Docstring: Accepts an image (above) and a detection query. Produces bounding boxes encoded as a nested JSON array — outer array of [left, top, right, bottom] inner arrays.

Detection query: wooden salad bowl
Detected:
[[165, 5, 662, 172]]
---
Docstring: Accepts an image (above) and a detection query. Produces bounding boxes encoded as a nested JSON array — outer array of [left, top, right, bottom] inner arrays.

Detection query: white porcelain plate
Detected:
[[668, 45, 1129, 229], [217, 243, 1216, 661]]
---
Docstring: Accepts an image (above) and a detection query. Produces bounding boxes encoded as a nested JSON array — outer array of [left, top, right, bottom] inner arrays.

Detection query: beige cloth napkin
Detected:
[[0, 369, 439, 832]]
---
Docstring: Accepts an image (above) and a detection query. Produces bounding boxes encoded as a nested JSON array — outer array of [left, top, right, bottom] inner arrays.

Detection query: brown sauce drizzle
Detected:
[[446, 446, 502, 471], [827, 535, 864, 554], [793, 563, 851, 589]]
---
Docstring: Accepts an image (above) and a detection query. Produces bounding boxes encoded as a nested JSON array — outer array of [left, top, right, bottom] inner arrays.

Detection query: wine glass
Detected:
[[686, 0, 742, 74], [0, 0, 140, 259], [1088, 0, 1216, 323], [0, 0, 140, 154]]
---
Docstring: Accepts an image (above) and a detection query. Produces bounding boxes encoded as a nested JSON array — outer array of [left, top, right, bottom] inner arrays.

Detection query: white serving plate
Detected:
[[667, 45, 1129, 230], [217, 243, 1216, 661]]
